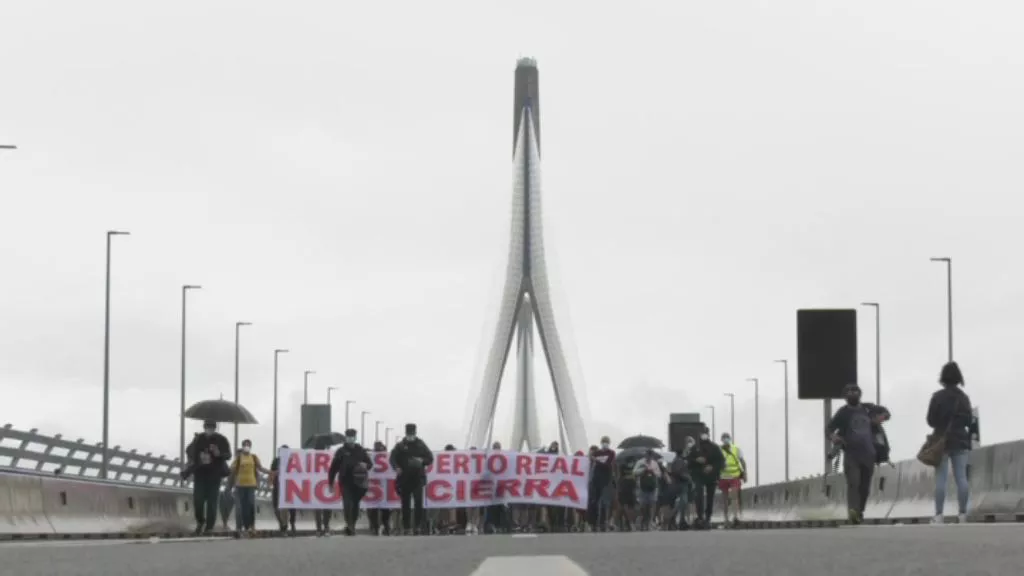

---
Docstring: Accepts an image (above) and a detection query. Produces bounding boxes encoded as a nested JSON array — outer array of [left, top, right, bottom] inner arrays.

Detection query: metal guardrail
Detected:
[[0, 424, 271, 496]]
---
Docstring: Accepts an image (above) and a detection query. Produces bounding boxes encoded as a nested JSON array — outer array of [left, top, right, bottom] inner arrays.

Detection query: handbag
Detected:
[[917, 397, 961, 467]]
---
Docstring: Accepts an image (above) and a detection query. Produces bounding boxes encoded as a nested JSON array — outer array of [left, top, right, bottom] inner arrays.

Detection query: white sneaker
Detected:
[[931, 515, 944, 525], [958, 514, 968, 524]]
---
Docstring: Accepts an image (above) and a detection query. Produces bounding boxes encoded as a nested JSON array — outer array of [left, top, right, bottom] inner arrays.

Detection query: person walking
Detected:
[[390, 423, 433, 535], [688, 428, 724, 529], [329, 429, 373, 536], [633, 450, 664, 531], [229, 439, 270, 537], [669, 438, 694, 530], [588, 436, 616, 532], [270, 444, 296, 535], [827, 383, 891, 525], [928, 361, 973, 524], [718, 433, 747, 526], [183, 420, 231, 535]]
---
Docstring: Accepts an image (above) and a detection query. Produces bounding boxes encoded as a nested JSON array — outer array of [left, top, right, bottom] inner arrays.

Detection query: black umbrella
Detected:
[[184, 399, 259, 424], [616, 446, 663, 473], [303, 432, 345, 449], [618, 435, 664, 450]]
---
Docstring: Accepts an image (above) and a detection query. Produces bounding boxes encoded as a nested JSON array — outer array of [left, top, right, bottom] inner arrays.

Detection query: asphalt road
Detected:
[[3, 525, 1023, 576]]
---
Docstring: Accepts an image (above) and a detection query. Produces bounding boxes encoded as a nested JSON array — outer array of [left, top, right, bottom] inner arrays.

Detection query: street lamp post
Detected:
[[704, 405, 716, 440], [101, 230, 130, 480], [361, 411, 371, 446], [930, 257, 954, 361], [747, 377, 760, 486], [303, 370, 316, 404], [179, 284, 201, 467], [723, 393, 736, 442], [345, 400, 355, 431], [233, 321, 252, 448], [774, 359, 790, 482], [376, 421, 383, 444], [327, 386, 339, 405], [272, 349, 289, 451], [860, 302, 881, 404]]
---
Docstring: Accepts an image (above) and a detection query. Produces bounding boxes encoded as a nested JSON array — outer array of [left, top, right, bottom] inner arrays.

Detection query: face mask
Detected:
[[242, 446, 251, 454], [700, 434, 709, 441], [204, 428, 215, 436], [345, 436, 356, 444], [406, 435, 415, 442], [846, 394, 860, 406], [722, 437, 731, 445], [601, 442, 610, 449]]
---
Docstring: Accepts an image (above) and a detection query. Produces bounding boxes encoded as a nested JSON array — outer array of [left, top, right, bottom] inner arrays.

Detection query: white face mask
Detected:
[[722, 437, 731, 445], [700, 434, 709, 441], [345, 436, 356, 444], [406, 435, 415, 442], [242, 446, 251, 454], [600, 442, 610, 449]]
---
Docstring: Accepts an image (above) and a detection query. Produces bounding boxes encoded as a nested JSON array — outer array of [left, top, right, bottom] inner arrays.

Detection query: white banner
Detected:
[[276, 449, 590, 510]]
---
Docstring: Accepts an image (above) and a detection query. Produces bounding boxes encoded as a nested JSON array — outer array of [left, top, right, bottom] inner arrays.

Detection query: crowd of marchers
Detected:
[[178, 361, 975, 537]]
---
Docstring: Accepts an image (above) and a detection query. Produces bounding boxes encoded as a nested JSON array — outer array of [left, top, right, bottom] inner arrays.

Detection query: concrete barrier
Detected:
[[0, 474, 53, 534]]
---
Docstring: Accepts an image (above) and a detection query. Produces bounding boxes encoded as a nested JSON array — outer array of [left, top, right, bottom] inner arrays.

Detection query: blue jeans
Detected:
[[234, 486, 256, 531], [935, 450, 969, 516], [673, 480, 691, 524]]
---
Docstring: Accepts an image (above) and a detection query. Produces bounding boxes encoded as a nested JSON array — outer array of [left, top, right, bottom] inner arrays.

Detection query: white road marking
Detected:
[[511, 533, 538, 538], [471, 556, 588, 576]]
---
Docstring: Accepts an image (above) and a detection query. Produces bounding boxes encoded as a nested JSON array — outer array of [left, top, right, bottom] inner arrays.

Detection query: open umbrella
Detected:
[[617, 435, 664, 450], [303, 432, 345, 449], [184, 399, 258, 424]]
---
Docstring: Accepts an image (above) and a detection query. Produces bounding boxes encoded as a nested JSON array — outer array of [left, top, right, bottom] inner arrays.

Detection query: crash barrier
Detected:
[[0, 423, 272, 497], [0, 468, 340, 539], [720, 439, 1024, 525]]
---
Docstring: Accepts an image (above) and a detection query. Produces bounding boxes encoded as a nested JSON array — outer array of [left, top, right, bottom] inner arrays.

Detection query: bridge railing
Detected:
[[0, 423, 272, 497]]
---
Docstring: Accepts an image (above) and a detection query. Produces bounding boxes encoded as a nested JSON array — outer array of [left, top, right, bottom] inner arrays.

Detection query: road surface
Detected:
[[3, 525, 1021, 575]]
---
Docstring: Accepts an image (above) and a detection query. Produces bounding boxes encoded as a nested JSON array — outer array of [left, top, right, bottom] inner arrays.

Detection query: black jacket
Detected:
[[826, 402, 890, 441], [927, 386, 973, 452], [389, 438, 433, 483], [328, 443, 373, 487], [185, 432, 231, 482], [687, 440, 725, 482]]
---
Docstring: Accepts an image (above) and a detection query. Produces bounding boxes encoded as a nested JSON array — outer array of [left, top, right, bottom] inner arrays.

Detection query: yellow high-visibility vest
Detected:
[[721, 444, 743, 480]]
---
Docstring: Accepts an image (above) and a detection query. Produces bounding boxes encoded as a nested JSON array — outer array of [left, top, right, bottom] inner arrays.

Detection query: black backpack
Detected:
[[639, 468, 658, 492]]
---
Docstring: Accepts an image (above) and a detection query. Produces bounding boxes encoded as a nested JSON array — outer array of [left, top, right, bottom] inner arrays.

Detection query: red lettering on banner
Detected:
[[314, 479, 342, 503], [571, 458, 586, 477], [495, 479, 520, 497], [470, 453, 486, 474], [434, 453, 452, 474], [285, 453, 303, 474], [487, 454, 508, 475], [314, 452, 331, 474], [524, 478, 550, 498], [373, 453, 390, 473], [455, 477, 466, 501], [551, 480, 579, 503], [551, 457, 568, 475], [453, 454, 470, 474], [535, 455, 551, 474], [428, 480, 453, 502], [471, 479, 493, 500], [284, 478, 308, 504], [516, 455, 533, 475]]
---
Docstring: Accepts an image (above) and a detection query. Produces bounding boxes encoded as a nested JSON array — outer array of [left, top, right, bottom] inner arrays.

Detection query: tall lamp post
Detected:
[[930, 257, 954, 361], [101, 230, 130, 480], [272, 349, 289, 451], [303, 370, 316, 404], [860, 302, 881, 404], [179, 284, 202, 466], [233, 321, 252, 448], [361, 411, 371, 446], [746, 377, 760, 486], [704, 405, 716, 440], [723, 393, 736, 441], [345, 400, 355, 431], [327, 386, 339, 405], [774, 359, 790, 482], [375, 420, 383, 444]]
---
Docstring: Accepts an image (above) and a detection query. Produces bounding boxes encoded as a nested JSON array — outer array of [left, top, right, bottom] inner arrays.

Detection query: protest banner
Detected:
[[277, 449, 591, 510]]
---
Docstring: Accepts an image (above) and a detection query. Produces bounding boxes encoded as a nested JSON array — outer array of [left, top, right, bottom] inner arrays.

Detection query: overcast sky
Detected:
[[2, 1, 1022, 484]]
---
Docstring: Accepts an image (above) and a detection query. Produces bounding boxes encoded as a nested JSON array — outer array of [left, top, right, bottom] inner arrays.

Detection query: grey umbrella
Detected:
[[618, 435, 665, 450], [303, 432, 345, 449], [184, 399, 259, 424]]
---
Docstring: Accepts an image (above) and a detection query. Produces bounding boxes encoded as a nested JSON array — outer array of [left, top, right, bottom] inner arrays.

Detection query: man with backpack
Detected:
[[632, 449, 665, 531], [827, 383, 891, 524], [588, 436, 617, 532], [328, 428, 373, 536], [390, 423, 434, 535], [688, 428, 725, 529]]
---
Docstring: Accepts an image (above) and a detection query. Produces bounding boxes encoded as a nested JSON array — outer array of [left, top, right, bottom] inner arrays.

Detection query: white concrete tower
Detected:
[[464, 58, 588, 453]]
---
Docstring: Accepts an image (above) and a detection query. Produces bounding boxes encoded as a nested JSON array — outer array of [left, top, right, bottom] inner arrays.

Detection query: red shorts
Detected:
[[718, 478, 742, 493]]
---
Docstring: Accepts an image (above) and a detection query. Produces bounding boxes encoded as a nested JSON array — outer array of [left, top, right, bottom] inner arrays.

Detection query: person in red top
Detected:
[[588, 436, 617, 532]]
